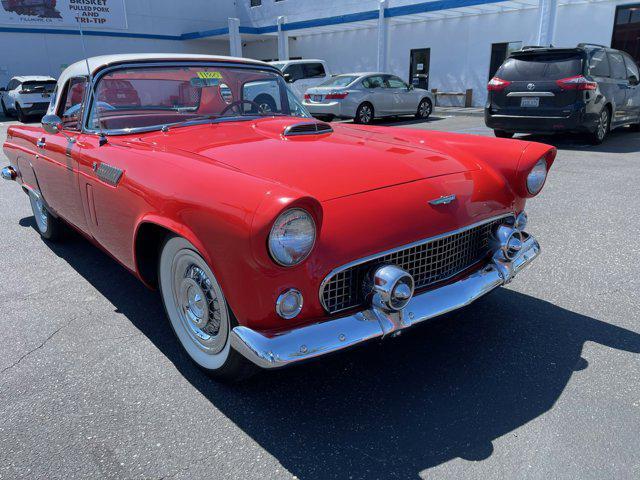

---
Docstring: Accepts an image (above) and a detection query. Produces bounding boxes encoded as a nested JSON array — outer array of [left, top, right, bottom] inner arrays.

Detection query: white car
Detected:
[[268, 59, 331, 100], [1, 75, 56, 122], [302, 72, 435, 124]]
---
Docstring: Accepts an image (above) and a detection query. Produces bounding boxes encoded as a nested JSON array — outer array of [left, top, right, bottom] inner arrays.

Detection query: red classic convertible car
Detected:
[[2, 54, 555, 381]]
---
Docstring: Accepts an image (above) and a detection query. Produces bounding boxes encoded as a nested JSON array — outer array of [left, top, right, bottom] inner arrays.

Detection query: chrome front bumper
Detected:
[[231, 233, 540, 369]]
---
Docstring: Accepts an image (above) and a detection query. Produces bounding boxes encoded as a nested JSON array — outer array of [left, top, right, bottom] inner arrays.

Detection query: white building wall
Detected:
[[0, 0, 233, 84]]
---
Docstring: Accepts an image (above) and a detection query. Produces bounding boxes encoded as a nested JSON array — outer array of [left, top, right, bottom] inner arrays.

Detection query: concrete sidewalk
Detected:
[[434, 106, 484, 117]]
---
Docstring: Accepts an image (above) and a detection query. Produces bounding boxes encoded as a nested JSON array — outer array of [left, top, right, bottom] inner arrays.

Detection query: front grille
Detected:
[[320, 216, 509, 314]]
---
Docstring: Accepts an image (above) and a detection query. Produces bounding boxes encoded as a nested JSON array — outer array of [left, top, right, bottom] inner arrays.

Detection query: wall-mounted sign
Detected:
[[0, 0, 127, 30]]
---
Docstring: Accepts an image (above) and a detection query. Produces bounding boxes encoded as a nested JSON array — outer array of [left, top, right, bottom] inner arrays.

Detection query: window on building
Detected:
[[488, 41, 523, 80], [611, 4, 640, 64], [608, 52, 627, 79], [588, 49, 610, 77], [302, 63, 325, 78], [250, 0, 261, 7]]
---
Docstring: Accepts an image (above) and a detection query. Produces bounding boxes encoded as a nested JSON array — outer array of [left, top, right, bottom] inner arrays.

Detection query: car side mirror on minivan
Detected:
[[629, 75, 639, 86], [283, 73, 294, 83]]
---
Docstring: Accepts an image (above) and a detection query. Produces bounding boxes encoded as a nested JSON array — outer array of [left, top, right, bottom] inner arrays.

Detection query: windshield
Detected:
[[319, 75, 359, 88], [86, 65, 310, 132], [22, 81, 56, 93], [497, 53, 584, 81]]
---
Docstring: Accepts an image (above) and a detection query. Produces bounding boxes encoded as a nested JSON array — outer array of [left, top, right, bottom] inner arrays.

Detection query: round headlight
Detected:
[[526, 158, 548, 195], [268, 208, 316, 266]]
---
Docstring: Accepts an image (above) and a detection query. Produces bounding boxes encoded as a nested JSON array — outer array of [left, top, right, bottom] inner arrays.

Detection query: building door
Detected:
[[611, 4, 640, 64], [409, 48, 430, 89], [489, 41, 523, 80]]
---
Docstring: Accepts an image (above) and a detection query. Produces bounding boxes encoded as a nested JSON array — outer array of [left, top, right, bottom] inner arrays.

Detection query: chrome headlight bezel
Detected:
[[526, 158, 548, 195], [268, 208, 317, 267]]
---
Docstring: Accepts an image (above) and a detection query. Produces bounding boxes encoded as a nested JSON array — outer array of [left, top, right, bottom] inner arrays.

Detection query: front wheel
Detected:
[[158, 236, 256, 382], [416, 98, 432, 119], [1, 100, 9, 117], [494, 130, 514, 138], [28, 191, 64, 241], [354, 102, 374, 124]]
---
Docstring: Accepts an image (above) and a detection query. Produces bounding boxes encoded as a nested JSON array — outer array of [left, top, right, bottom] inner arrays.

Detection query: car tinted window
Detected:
[[8, 80, 19, 90], [497, 53, 584, 80], [283, 63, 304, 82], [320, 75, 358, 87], [608, 53, 627, 79], [302, 63, 326, 79], [622, 53, 640, 80], [386, 76, 407, 88], [21, 81, 56, 93], [362, 76, 385, 89], [588, 50, 610, 77]]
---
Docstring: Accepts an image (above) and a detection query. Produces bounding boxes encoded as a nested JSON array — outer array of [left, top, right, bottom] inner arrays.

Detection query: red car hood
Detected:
[[136, 118, 484, 201]]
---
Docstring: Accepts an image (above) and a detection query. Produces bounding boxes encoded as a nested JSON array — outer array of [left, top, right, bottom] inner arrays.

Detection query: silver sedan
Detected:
[[302, 72, 435, 124]]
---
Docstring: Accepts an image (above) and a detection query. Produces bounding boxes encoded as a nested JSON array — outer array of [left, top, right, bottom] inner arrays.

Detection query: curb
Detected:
[[434, 108, 484, 118]]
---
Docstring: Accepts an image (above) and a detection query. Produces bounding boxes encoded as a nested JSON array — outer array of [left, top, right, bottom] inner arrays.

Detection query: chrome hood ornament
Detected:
[[429, 194, 456, 206]]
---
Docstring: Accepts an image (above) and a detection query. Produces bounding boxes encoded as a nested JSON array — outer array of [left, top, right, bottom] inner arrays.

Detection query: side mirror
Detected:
[[408, 84, 414, 91], [283, 73, 294, 83], [0, 87, 5, 92], [629, 75, 639, 86], [42, 114, 62, 135]]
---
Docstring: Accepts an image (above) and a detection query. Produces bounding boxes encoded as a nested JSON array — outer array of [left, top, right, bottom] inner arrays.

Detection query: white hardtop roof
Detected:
[[13, 75, 57, 83], [52, 53, 274, 115]]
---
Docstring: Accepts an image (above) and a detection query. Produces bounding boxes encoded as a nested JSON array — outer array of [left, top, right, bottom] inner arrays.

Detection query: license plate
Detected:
[[312, 95, 323, 102], [521, 97, 539, 108]]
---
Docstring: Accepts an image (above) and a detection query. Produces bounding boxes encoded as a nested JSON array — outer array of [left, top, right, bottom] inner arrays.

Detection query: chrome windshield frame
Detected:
[[81, 60, 287, 136]]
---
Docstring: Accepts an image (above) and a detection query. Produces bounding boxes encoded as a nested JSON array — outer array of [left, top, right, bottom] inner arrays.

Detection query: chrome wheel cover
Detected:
[[359, 105, 372, 123], [170, 249, 228, 355], [29, 192, 48, 233]]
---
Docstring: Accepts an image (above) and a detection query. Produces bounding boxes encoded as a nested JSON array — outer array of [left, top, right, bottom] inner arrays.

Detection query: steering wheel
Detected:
[[220, 99, 263, 116]]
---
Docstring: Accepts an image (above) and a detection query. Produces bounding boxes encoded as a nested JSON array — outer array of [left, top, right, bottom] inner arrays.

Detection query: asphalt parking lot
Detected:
[[1, 113, 639, 480]]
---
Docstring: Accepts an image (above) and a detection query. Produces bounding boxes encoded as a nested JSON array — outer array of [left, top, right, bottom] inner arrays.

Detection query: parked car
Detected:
[[485, 44, 640, 144], [2, 54, 555, 381], [269, 59, 331, 99], [302, 72, 435, 123], [0, 75, 56, 122]]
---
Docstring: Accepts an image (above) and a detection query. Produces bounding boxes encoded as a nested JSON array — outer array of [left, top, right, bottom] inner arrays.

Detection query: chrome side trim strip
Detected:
[[231, 233, 540, 369], [318, 213, 513, 312]]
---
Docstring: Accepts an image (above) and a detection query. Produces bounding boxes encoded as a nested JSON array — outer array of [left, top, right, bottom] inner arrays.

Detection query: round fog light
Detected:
[[514, 211, 528, 231], [276, 289, 303, 319], [370, 265, 415, 311], [505, 231, 523, 259]]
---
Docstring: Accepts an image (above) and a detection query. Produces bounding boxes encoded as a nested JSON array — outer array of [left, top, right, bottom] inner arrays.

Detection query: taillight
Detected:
[[303, 94, 310, 100], [325, 92, 348, 99], [487, 77, 511, 91], [556, 75, 597, 91]]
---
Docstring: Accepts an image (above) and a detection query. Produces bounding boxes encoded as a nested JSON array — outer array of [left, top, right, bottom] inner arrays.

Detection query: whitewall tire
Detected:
[[158, 236, 255, 381], [28, 190, 63, 241]]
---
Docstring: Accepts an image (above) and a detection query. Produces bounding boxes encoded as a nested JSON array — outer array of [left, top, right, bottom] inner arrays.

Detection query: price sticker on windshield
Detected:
[[197, 71, 223, 79]]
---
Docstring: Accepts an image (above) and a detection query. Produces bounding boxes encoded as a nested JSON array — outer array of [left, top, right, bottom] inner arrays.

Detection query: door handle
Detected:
[[36, 138, 46, 149]]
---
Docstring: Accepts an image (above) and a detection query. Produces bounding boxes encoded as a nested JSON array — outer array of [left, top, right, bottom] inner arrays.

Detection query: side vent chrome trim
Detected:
[[283, 121, 333, 137], [92, 162, 123, 186]]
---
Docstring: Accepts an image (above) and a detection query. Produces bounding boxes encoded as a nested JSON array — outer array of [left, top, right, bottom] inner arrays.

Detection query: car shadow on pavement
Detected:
[[25, 217, 640, 480], [518, 127, 640, 154]]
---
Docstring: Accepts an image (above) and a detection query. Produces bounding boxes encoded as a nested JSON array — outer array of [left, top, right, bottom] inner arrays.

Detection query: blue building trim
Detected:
[[0, 1, 511, 41]]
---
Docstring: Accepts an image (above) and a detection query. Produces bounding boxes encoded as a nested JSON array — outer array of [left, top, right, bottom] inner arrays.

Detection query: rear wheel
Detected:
[[158, 236, 256, 382], [354, 102, 374, 124], [16, 104, 26, 123], [589, 107, 610, 144], [416, 98, 432, 119], [28, 191, 64, 241], [494, 130, 514, 138]]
